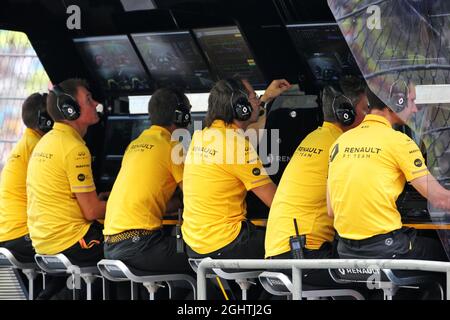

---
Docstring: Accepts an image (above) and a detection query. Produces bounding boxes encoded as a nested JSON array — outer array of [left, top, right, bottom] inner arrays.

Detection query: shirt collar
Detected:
[[362, 114, 392, 128], [146, 125, 171, 140], [25, 128, 42, 139], [322, 121, 343, 134], [53, 122, 84, 142], [210, 119, 240, 130]]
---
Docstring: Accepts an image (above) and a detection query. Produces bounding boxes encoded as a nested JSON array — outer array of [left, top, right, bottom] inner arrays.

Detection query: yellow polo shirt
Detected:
[[27, 123, 96, 254], [265, 122, 342, 257], [182, 120, 272, 254], [104, 126, 183, 235], [328, 114, 428, 240], [0, 129, 41, 241]]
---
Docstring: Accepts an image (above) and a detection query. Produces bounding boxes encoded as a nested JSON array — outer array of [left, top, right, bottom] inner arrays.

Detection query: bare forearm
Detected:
[[252, 182, 277, 207], [428, 182, 450, 210], [76, 191, 107, 221], [411, 174, 450, 210], [83, 200, 106, 221]]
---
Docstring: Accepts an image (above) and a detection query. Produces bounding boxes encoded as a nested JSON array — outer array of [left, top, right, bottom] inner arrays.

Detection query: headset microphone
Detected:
[[96, 103, 104, 114]]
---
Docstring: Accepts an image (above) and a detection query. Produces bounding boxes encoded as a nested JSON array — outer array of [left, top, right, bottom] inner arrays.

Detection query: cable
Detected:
[[215, 277, 229, 300]]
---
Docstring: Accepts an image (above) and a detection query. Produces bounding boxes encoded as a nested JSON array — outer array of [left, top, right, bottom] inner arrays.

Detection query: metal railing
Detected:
[[196, 258, 450, 300]]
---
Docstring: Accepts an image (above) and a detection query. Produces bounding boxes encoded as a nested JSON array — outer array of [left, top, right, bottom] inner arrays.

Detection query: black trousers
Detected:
[[269, 241, 343, 288], [185, 221, 266, 300], [337, 227, 447, 299], [104, 228, 193, 275], [0, 234, 35, 263], [61, 221, 104, 267], [337, 227, 447, 261], [0, 234, 46, 298], [104, 227, 195, 300], [186, 220, 266, 259], [0, 234, 74, 300], [41, 222, 105, 300]]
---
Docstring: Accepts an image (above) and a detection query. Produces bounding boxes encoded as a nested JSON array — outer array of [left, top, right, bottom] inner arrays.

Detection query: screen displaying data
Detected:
[[74, 35, 152, 92], [132, 31, 215, 91], [287, 23, 361, 86], [194, 26, 266, 89]]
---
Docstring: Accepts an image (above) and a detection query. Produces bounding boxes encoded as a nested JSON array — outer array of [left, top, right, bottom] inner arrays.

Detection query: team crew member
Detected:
[[265, 77, 368, 282], [182, 78, 291, 260], [0, 93, 53, 263], [27, 79, 106, 267], [328, 84, 449, 261], [103, 88, 193, 276]]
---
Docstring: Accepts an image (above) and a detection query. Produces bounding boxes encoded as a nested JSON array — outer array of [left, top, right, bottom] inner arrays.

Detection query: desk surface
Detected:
[[162, 219, 450, 230]]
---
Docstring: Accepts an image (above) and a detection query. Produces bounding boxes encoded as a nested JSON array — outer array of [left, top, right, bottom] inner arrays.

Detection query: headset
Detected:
[[389, 79, 409, 113], [37, 93, 54, 133], [224, 79, 253, 122], [50, 85, 81, 121], [37, 93, 54, 132], [172, 90, 191, 128], [330, 88, 356, 126]]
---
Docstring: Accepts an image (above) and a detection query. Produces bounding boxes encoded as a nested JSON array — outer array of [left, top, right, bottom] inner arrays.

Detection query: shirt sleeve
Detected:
[[222, 134, 271, 191], [170, 141, 185, 184], [65, 144, 96, 193], [393, 132, 429, 182]]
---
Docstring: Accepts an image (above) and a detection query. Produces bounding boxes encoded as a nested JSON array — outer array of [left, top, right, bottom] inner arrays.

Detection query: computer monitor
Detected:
[[287, 23, 361, 86], [99, 114, 151, 190], [99, 111, 207, 188], [131, 31, 215, 92], [193, 26, 266, 89], [73, 35, 152, 93]]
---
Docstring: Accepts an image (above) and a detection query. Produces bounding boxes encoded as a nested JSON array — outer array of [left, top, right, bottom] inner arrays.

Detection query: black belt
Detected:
[[104, 229, 159, 244], [339, 229, 404, 247]]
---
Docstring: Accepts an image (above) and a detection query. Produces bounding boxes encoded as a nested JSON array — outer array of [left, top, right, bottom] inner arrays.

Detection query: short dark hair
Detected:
[[366, 86, 388, 111], [321, 76, 366, 122], [205, 78, 247, 127], [22, 93, 47, 129], [339, 75, 367, 103], [148, 87, 189, 126], [47, 78, 89, 122], [321, 86, 339, 122]]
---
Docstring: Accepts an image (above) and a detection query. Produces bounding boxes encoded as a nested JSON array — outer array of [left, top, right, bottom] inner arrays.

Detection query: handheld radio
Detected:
[[289, 218, 306, 259]]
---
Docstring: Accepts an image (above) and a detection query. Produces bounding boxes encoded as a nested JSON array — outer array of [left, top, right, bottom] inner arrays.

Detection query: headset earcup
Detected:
[[388, 79, 409, 113], [392, 93, 406, 113], [336, 103, 355, 126], [173, 105, 191, 128], [59, 96, 81, 120], [38, 112, 54, 133], [233, 97, 253, 121]]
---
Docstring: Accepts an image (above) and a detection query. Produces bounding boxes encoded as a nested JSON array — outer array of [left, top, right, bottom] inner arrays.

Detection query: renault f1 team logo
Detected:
[[330, 144, 339, 162], [337, 268, 380, 276]]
